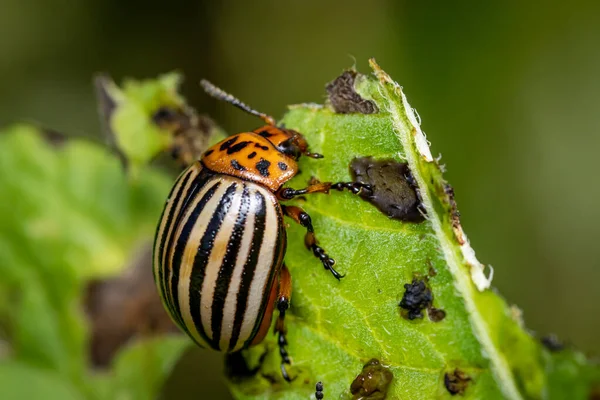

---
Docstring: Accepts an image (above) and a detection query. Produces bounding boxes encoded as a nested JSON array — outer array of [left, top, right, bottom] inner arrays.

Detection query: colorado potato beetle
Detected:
[[152, 80, 370, 380]]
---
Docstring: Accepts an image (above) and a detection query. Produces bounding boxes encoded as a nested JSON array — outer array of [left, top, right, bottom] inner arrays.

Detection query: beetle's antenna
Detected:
[[200, 79, 276, 126]]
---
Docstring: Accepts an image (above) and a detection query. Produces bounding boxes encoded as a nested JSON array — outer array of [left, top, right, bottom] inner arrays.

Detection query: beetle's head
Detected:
[[254, 125, 322, 160], [199, 80, 324, 160], [274, 129, 310, 160]]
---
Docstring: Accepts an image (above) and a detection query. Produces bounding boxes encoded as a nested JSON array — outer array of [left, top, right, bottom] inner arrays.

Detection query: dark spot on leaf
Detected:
[[350, 358, 393, 400], [205, 149, 214, 156], [256, 159, 271, 177], [427, 307, 446, 322], [227, 141, 251, 154], [326, 70, 379, 114], [247, 151, 257, 159], [444, 369, 471, 395], [220, 136, 239, 151], [230, 160, 246, 171], [350, 157, 425, 222], [399, 278, 432, 320], [541, 334, 565, 352], [254, 143, 269, 150], [278, 162, 288, 171]]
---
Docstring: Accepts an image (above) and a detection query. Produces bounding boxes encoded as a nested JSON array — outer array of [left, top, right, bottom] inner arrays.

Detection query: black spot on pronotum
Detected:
[[220, 136, 239, 151], [278, 162, 288, 171], [399, 279, 432, 320], [256, 159, 271, 177], [350, 157, 425, 223], [247, 151, 257, 159], [227, 141, 251, 154], [444, 369, 471, 395], [326, 70, 379, 114], [258, 130, 275, 138], [205, 149, 214, 156], [350, 358, 393, 400], [541, 334, 565, 352], [230, 160, 246, 171]]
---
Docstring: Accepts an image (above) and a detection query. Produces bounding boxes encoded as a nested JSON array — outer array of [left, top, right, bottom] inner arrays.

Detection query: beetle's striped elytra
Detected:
[[153, 80, 372, 381], [153, 163, 286, 352]]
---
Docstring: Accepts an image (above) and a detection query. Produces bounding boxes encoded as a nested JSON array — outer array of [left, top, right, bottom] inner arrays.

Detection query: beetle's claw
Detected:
[[322, 257, 344, 280], [329, 266, 345, 281], [281, 363, 296, 383]]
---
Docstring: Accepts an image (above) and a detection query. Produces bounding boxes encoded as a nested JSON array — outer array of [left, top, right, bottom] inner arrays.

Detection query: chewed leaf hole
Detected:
[[350, 157, 425, 222]]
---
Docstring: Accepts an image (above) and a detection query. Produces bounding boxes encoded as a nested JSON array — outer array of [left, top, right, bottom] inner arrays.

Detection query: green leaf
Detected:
[[0, 361, 85, 400], [226, 61, 600, 399], [94, 72, 183, 177], [94, 72, 227, 178], [87, 336, 191, 400], [0, 124, 173, 391]]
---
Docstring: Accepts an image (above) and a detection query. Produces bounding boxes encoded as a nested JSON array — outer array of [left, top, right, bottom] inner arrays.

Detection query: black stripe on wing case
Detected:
[[155, 167, 195, 320], [162, 168, 213, 324], [169, 180, 221, 338], [188, 182, 238, 349], [230, 190, 267, 350], [210, 185, 251, 349]]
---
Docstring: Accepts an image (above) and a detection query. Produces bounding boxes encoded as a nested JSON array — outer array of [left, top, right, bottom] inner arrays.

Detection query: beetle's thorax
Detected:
[[201, 132, 299, 191]]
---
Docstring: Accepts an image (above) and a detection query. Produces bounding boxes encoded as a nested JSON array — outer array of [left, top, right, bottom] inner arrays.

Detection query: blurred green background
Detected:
[[1, 0, 599, 398]]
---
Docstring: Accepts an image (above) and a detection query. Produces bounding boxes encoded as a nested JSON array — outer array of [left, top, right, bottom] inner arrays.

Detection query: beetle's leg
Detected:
[[282, 205, 344, 280], [275, 264, 293, 382], [277, 177, 372, 200]]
